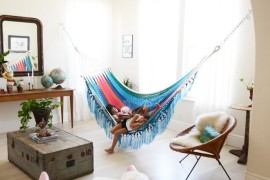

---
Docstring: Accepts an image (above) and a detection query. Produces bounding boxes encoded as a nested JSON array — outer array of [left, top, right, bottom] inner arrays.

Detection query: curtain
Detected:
[[137, 0, 180, 93], [63, 0, 112, 121], [183, 0, 249, 116]]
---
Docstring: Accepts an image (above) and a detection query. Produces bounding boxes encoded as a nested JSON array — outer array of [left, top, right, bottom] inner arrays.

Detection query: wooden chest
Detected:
[[7, 127, 94, 180]]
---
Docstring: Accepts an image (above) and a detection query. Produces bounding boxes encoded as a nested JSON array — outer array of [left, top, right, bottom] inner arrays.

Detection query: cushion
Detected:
[[199, 124, 220, 143], [196, 111, 229, 133]]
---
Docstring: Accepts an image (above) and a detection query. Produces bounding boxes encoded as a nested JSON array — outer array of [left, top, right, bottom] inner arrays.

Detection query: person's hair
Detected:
[[144, 113, 151, 120], [106, 104, 117, 114]]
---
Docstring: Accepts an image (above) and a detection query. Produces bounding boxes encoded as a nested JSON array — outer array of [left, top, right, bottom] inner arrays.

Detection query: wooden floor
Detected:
[[0, 119, 246, 180]]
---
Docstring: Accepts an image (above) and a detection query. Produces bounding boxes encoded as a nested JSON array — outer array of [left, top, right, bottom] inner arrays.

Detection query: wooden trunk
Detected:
[[7, 127, 94, 180]]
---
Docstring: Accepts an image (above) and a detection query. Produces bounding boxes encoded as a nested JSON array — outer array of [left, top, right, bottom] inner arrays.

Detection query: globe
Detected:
[[49, 68, 66, 85], [41, 75, 53, 88]]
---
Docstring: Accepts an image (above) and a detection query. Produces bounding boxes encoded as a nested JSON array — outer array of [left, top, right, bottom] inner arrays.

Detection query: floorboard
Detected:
[[0, 119, 246, 180]]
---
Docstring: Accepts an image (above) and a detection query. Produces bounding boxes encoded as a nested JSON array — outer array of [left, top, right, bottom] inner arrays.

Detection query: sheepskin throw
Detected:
[[196, 111, 229, 133], [171, 111, 229, 147]]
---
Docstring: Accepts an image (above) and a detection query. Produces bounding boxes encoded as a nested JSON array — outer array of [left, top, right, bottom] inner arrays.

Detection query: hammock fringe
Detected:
[[84, 69, 197, 149]]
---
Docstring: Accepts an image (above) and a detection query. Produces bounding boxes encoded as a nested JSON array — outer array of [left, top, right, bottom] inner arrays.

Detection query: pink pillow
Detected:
[[39, 171, 50, 180]]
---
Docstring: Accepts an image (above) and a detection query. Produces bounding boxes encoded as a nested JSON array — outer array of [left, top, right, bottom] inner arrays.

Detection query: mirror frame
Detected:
[[0, 15, 44, 77]]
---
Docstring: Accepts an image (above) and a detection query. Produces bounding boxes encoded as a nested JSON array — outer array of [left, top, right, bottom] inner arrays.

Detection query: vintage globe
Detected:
[[41, 75, 53, 88], [49, 68, 66, 85]]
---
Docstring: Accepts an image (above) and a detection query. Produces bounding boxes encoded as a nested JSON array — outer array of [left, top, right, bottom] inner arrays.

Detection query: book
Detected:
[[29, 133, 58, 143]]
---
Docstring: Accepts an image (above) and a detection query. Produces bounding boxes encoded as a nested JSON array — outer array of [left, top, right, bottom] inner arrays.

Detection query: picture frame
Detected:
[[122, 35, 133, 58], [8, 35, 30, 53]]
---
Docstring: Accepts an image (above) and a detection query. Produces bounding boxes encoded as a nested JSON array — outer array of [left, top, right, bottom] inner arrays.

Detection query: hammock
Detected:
[[83, 49, 216, 149], [82, 10, 252, 149]]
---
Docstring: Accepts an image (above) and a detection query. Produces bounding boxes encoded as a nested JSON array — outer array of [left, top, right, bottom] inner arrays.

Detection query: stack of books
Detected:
[[29, 133, 58, 143]]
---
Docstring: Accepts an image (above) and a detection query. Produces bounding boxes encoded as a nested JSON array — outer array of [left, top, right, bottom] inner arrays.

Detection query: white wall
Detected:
[[111, 0, 140, 90], [247, 1, 270, 179], [0, 0, 68, 132]]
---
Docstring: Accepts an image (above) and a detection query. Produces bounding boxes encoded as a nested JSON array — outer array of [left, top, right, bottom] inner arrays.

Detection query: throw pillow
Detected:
[[200, 124, 220, 143]]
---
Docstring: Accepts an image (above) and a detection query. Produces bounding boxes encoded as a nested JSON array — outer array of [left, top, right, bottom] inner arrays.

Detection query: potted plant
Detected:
[[240, 78, 254, 100], [0, 50, 9, 73], [18, 98, 62, 130], [123, 77, 134, 89]]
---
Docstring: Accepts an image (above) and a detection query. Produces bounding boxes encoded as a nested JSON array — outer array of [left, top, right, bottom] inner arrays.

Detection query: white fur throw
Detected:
[[195, 111, 229, 133], [171, 111, 229, 147], [171, 128, 202, 147]]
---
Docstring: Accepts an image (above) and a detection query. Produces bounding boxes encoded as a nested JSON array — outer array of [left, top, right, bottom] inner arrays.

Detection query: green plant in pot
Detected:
[[123, 77, 134, 89], [0, 50, 9, 73], [18, 98, 62, 130]]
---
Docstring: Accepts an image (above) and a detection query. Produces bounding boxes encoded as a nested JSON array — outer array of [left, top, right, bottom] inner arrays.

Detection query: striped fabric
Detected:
[[83, 66, 199, 149]]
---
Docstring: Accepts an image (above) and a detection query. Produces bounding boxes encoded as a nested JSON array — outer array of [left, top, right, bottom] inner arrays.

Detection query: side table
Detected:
[[0, 88, 74, 128], [229, 104, 252, 164]]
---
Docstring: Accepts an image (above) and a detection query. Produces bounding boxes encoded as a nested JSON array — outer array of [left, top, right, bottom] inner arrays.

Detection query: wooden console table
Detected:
[[229, 104, 252, 164], [0, 88, 74, 128]]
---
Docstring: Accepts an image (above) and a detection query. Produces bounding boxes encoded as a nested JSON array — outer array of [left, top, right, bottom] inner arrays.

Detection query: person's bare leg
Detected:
[[154, 103, 161, 113], [110, 123, 122, 134], [105, 128, 128, 154]]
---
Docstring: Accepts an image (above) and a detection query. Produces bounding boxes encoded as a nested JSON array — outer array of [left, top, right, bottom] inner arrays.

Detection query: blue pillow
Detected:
[[200, 124, 220, 143]]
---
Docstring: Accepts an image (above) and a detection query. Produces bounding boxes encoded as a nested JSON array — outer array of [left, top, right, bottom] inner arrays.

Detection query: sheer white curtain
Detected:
[[183, 0, 245, 115], [63, 0, 112, 121], [137, 0, 180, 93]]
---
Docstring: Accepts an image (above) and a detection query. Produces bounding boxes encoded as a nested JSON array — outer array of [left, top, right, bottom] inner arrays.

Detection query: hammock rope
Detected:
[[83, 9, 252, 149]]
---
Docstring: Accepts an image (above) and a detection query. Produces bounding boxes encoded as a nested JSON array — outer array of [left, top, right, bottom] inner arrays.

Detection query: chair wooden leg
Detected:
[[216, 159, 231, 180], [185, 156, 201, 180]]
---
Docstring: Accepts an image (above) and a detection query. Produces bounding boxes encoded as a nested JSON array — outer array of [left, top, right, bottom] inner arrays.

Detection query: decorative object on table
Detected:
[[29, 122, 58, 143], [240, 77, 254, 101], [18, 98, 63, 130], [41, 74, 54, 88], [0, 89, 5, 94], [40, 68, 66, 89], [2, 63, 16, 93], [6, 79, 14, 93], [1, 63, 13, 79], [0, 50, 9, 74], [15, 79, 24, 93], [49, 68, 66, 89], [29, 132, 58, 143]]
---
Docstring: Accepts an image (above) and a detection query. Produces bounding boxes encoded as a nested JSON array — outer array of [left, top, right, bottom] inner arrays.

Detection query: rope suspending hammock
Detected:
[[83, 10, 252, 149]]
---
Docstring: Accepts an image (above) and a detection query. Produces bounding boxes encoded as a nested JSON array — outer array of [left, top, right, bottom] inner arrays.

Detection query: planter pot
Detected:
[[32, 109, 51, 125], [17, 86, 23, 93], [249, 89, 253, 100]]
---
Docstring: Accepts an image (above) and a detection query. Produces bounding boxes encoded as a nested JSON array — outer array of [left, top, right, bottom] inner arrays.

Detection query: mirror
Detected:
[[0, 15, 43, 77]]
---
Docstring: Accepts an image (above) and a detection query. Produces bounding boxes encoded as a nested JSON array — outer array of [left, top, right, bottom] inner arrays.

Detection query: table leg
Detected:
[[60, 96, 64, 124], [229, 111, 250, 164], [70, 91, 74, 128]]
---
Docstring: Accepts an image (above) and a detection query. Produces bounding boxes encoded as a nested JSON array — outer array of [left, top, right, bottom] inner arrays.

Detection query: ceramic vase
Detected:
[[6, 79, 14, 94]]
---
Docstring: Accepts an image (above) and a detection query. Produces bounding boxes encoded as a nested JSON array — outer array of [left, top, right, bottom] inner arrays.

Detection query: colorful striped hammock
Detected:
[[83, 51, 211, 149]]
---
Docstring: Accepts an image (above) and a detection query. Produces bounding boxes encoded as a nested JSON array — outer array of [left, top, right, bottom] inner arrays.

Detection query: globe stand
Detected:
[[54, 84, 65, 89]]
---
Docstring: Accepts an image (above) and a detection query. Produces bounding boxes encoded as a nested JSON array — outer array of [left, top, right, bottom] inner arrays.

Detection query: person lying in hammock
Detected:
[[106, 104, 158, 123], [105, 104, 160, 154], [105, 113, 151, 154]]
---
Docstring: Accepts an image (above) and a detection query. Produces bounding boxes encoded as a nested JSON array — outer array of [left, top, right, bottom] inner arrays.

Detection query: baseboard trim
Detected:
[[246, 171, 270, 180], [168, 119, 243, 148]]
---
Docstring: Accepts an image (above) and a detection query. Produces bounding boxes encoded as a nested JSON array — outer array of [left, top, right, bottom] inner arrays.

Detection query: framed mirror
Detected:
[[0, 15, 43, 77]]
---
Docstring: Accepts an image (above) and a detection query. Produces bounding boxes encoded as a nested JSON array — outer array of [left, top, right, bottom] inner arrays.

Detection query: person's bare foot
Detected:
[[105, 148, 114, 154]]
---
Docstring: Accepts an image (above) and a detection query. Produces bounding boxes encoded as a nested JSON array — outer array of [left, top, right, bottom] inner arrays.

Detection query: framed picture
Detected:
[[8, 35, 30, 52], [122, 35, 133, 58]]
